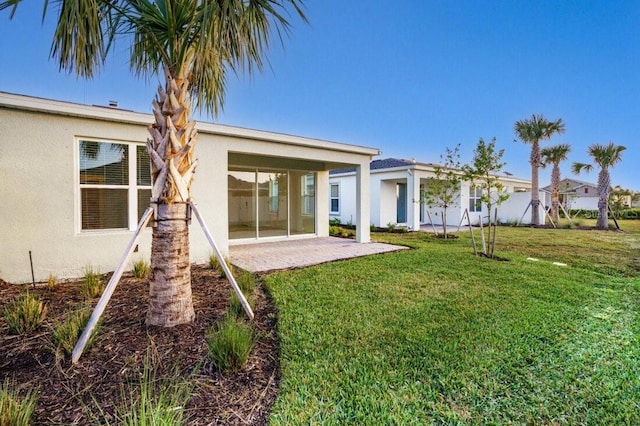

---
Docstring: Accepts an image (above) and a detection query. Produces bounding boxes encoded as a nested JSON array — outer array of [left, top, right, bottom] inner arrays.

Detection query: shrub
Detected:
[[81, 267, 104, 299], [46, 273, 58, 290], [132, 259, 151, 279], [53, 308, 99, 356], [0, 379, 38, 426], [3, 291, 47, 335], [206, 314, 257, 371], [386, 222, 397, 232], [329, 217, 341, 226]]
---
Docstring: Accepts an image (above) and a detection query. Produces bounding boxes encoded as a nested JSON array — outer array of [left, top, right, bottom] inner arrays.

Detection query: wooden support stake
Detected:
[[425, 211, 438, 236], [72, 207, 154, 364], [191, 202, 254, 320], [478, 215, 487, 255]]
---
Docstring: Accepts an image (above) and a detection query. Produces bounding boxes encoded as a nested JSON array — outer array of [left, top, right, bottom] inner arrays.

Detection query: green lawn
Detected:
[[265, 221, 640, 424]]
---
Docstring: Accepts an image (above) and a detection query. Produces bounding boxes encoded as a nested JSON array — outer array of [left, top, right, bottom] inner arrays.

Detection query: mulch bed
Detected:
[[0, 265, 279, 425]]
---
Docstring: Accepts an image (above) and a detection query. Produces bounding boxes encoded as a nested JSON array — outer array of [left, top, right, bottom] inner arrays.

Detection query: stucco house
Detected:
[[329, 158, 533, 230], [0, 92, 378, 283], [542, 178, 599, 211]]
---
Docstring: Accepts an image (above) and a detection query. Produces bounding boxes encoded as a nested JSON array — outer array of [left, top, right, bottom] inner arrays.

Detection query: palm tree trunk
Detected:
[[147, 202, 195, 326], [596, 169, 611, 230], [550, 165, 560, 222], [530, 141, 541, 226], [146, 69, 198, 326]]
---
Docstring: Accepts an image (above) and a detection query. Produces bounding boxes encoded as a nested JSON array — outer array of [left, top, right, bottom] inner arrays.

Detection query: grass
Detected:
[[206, 314, 257, 372], [265, 221, 640, 424], [3, 291, 47, 335], [0, 379, 38, 426], [93, 351, 193, 425], [132, 259, 151, 279], [81, 267, 105, 299], [53, 307, 100, 357]]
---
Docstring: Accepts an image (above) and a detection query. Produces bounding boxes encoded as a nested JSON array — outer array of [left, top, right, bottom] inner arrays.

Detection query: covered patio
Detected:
[[229, 237, 407, 273]]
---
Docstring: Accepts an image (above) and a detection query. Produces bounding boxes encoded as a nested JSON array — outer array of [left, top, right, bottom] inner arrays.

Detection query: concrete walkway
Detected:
[[229, 237, 407, 273]]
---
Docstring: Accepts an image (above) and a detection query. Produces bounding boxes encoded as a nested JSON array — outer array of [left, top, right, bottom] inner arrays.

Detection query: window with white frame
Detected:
[[302, 174, 315, 216], [79, 140, 151, 231], [469, 186, 482, 212], [330, 183, 340, 214]]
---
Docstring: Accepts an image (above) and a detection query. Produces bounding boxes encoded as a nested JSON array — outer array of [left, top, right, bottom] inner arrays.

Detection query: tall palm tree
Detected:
[[540, 143, 571, 222], [514, 114, 566, 225], [2, 0, 306, 327], [572, 142, 626, 230]]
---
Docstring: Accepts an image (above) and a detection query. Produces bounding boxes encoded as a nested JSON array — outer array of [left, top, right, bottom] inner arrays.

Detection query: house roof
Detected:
[[330, 157, 529, 183], [542, 178, 598, 192], [0, 91, 380, 157]]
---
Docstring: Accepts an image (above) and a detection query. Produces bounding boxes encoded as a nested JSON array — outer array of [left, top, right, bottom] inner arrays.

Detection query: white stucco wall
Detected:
[[1, 93, 377, 283], [329, 168, 533, 229]]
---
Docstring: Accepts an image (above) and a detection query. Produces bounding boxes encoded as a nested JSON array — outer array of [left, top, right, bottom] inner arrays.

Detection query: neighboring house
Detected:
[[0, 92, 378, 283], [542, 178, 599, 211], [329, 158, 533, 230]]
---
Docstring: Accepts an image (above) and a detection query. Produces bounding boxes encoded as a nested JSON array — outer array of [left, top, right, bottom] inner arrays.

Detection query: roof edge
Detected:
[[0, 91, 380, 156]]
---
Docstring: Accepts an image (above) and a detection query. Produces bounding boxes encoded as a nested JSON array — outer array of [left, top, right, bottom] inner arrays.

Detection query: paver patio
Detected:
[[229, 237, 407, 273]]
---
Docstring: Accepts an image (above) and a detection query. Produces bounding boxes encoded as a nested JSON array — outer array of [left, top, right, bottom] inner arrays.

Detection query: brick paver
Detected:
[[229, 237, 407, 273]]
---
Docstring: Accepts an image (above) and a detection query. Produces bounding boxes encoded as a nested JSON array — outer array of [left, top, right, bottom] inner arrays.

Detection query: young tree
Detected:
[[609, 185, 632, 219], [2, 0, 307, 327], [463, 138, 509, 258], [422, 145, 464, 239], [514, 114, 566, 226], [572, 142, 626, 230], [540, 143, 571, 222]]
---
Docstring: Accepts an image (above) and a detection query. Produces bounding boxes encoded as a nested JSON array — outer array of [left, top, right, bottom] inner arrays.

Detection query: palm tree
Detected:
[[540, 143, 571, 222], [514, 114, 566, 225], [572, 142, 626, 230], [2, 0, 306, 327]]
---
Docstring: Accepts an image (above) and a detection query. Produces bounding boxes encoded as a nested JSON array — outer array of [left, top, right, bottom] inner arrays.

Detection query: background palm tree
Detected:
[[572, 142, 626, 230], [2, 0, 306, 326], [540, 143, 571, 222], [514, 114, 566, 226]]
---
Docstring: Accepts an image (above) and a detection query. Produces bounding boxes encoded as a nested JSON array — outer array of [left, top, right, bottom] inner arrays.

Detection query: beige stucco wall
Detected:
[[0, 108, 154, 282], [0, 93, 377, 283]]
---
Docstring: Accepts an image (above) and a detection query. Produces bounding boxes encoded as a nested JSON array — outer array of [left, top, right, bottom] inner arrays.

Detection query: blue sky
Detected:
[[1, 1, 638, 189]]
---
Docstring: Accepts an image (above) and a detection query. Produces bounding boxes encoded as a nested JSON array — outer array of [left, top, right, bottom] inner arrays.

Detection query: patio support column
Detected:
[[355, 162, 371, 243], [316, 171, 329, 237], [407, 170, 421, 231]]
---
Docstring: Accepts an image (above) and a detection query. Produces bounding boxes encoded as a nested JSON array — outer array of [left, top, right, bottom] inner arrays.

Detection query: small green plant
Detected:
[[3, 291, 47, 335], [47, 273, 58, 290], [370, 223, 377, 231], [81, 267, 104, 299], [53, 308, 99, 356], [329, 217, 341, 226], [132, 259, 151, 279], [206, 314, 257, 371], [209, 254, 233, 278], [235, 270, 256, 294], [89, 351, 193, 425], [0, 379, 38, 426], [229, 291, 254, 318], [386, 222, 397, 232], [209, 253, 220, 270]]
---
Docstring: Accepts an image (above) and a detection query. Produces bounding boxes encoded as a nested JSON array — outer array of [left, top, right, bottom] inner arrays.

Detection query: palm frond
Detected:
[[571, 162, 592, 175]]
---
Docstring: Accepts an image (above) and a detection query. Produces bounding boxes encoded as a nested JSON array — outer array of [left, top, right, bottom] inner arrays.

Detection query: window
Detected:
[[269, 177, 279, 213], [469, 186, 482, 212], [79, 140, 151, 231], [302, 174, 315, 216], [330, 183, 340, 214]]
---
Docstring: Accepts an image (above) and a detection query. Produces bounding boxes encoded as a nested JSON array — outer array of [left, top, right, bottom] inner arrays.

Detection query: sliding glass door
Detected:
[[228, 168, 315, 240]]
